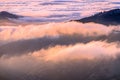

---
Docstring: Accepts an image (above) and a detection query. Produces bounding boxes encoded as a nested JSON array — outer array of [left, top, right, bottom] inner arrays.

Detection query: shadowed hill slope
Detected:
[[0, 11, 25, 26], [74, 9, 120, 26], [0, 11, 22, 19]]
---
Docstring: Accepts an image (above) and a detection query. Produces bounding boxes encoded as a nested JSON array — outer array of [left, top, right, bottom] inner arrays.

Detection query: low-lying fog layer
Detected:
[[0, 22, 120, 80]]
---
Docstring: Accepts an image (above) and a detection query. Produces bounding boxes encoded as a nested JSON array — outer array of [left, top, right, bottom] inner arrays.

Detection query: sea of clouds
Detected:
[[0, 22, 120, 80]]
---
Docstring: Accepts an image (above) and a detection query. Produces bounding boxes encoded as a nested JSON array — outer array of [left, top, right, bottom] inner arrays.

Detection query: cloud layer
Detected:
[[0, 22, 120, 80]]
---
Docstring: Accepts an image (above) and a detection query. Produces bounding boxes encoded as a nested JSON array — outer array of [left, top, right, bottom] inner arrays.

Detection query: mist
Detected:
[[0, 22, 120, 80]]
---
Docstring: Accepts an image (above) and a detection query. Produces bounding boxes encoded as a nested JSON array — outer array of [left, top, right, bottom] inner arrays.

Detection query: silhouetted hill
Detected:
[[0, 11, 25, 26], [74, 9, 120, 26], [0, 11, 22, 20]]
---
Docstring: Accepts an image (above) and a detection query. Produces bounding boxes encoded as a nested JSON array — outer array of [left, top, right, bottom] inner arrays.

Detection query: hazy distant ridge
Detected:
[[74, 9, 120, 26], [0, 11, 22, 20]]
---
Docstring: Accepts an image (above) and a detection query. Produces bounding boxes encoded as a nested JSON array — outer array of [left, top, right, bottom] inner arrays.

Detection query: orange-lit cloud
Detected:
[[31, 41, 120, 62], [0, 22, 120, 80], [0, 22, 114, 42], [0, 41, 120, 75]]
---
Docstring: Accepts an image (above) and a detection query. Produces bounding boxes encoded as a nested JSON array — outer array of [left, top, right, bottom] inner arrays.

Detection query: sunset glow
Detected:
[[0, 0, 120, 80]]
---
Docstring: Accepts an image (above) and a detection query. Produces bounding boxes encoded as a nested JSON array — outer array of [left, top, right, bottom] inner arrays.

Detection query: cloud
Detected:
[[0, 31, 120, 57], [33, 41, 120, 62], [0, 41, 120, 80], [0, 22, 120, 80], [0, 22, 113, 41]]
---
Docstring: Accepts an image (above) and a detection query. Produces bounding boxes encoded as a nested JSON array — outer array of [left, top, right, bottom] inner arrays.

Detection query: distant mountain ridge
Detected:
[[0, 11, 26, 26], [73, 9, 120, 26], [1, 9, 120, 26], [0, 11, 22, 19]]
